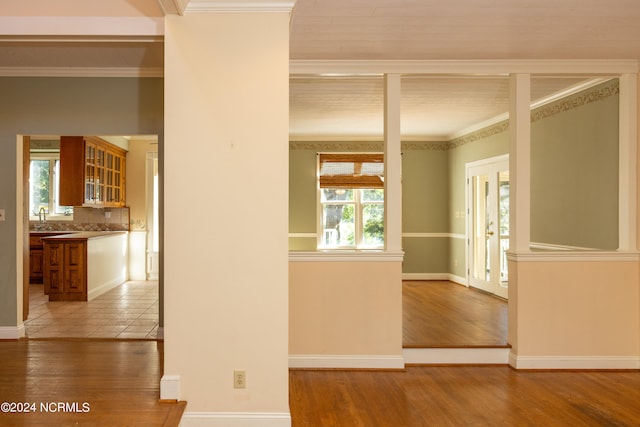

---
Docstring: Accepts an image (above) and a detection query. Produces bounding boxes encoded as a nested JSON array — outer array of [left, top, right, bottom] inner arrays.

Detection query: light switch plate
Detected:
[[0, 209, 5, 221]]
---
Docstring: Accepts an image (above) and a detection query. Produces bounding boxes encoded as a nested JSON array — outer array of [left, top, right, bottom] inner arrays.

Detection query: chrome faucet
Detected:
[[38, 207, 47, 224]]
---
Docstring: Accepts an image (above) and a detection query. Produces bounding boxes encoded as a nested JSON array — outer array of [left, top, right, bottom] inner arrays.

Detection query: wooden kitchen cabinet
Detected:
[[43, 240, 87, 301], [59, 136, 127, 207], [29, 235, 45, 284], [30, 232, 73, 286]]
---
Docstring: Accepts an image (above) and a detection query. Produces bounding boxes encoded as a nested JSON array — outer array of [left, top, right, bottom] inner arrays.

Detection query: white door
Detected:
[[467, 155, 509, 299]]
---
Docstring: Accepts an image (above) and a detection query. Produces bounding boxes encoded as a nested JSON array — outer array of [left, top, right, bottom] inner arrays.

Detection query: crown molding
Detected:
[[157, 0, 189, 15], [185, 0, 296, 13], [0, 67, 164, 78], [290, 59, 640, 76]]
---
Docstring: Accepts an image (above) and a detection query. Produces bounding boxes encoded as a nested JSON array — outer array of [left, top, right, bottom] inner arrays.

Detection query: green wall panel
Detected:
[[289, 237, 316, 251], [289, 149, 317, 233], [402, 147, 449, 232], [530, 80, 619, 250], [402, 237, 449, 274]]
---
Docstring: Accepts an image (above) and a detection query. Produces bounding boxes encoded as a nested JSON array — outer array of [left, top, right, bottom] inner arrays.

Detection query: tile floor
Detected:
[[25, 281, 160, 339]]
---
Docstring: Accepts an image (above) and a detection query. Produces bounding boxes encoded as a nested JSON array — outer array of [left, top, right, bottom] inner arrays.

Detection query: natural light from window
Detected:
[[29, 154, 73, 218], [318, 153, 384, 249]]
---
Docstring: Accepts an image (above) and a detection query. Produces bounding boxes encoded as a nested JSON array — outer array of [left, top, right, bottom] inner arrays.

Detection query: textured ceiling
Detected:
[[289, 75, 599, 140], [1, 0, 638, 139], [289, 0, 640, 60]]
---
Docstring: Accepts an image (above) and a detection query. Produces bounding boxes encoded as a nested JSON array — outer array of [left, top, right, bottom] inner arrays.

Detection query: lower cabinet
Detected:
[[44, 240, 87, 301], [29, 244, 45, 285], [30, 233, 68, 285]]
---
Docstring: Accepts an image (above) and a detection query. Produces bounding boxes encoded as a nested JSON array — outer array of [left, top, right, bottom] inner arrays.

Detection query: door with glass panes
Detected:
[[467, 155, 509, 299]]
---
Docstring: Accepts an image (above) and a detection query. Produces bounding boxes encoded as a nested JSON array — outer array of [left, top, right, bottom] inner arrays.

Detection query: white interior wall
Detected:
[[162, 11, 291, 423]]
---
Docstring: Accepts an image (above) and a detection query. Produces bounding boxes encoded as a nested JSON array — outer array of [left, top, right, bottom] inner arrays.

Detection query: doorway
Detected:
[[23, 135, 161, 338], [466, 154, 509, 299]]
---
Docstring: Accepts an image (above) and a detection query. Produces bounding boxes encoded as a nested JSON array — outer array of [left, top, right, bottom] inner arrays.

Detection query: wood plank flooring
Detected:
[[403, 280, 508, 347], [1, 322, 638, 426], [290, 366, 640, 426], [0, 339, 185, 426]]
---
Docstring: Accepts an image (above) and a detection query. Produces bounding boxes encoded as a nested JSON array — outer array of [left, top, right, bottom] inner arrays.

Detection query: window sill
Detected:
[[289, 250, 404, 262]]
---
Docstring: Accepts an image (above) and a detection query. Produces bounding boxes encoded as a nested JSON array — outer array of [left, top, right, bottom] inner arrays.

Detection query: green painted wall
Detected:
[[402, 145, 449, 231], [401, 144, 449, 273], [403, 236, 449, 274], [530, 80, 619, 250], [289, 149, 317, 234]]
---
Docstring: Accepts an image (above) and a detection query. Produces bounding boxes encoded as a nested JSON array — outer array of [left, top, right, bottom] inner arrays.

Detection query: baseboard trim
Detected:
[[0, 325, 25, 340], [402, 273, 467, 285], [289, 354, 405, 369], [511, 355, 640, 370], [160, 375, 181, 400], [403, 347, 510, 365], [179, 412, 291, 427]]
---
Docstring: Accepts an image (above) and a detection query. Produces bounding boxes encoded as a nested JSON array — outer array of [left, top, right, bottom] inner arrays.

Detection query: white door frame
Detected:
[[466, 154, 509, 298]]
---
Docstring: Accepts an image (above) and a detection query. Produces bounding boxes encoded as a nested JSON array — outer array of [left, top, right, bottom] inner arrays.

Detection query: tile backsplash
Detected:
[[30, 207, 130, 232]]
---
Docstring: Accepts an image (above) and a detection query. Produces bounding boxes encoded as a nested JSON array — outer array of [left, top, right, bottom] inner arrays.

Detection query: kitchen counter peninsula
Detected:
[[41, 231, 128, 301]]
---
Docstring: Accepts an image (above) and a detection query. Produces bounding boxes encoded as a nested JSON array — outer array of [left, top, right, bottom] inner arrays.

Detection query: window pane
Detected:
[[362, 189, 384, 201], [321, 188, 354, 202], [322, 204, 355, 247], [30, 160, 50, 215], [362, 204, 384, 247]]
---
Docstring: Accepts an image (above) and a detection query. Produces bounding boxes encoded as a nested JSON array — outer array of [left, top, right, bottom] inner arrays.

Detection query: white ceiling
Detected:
[[289, 0, 640, 61], [2, 0, 640, 139]]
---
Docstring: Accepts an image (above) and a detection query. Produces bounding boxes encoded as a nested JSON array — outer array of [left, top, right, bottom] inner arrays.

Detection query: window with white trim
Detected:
[[30, 153, 73, 218], [318, 153, 384, 249]]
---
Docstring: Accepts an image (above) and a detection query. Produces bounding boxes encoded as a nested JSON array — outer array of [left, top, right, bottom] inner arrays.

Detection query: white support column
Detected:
[[384, 74, 403, 253], [509, 73, 531, 253], [618, 74, 638, 251]]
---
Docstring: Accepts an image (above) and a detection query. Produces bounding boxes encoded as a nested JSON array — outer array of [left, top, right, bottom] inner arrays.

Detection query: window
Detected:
[[318, 153, 384, 249], [30, 153, 73, 218]]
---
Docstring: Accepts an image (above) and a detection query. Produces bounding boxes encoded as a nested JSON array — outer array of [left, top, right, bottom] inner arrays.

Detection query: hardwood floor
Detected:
[[2, 340, 638, 427], [0, 339, 185, 426], [1, 299, 638, 426], [290, 366, 640, 426], [403, 280, 508, 347]]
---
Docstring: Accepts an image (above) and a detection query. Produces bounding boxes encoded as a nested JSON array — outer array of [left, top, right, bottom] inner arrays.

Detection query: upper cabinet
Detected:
[[59, 136, 127, 207]]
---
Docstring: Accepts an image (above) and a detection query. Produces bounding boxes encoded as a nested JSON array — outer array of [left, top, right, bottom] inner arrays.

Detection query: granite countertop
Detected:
[[30, 230, 79, 235], [40, 231, 128, 241]]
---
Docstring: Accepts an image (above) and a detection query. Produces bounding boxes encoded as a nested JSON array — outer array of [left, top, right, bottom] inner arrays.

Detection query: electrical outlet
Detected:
[[234, 370, 246, 389], [0, 209, 4, 221]]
